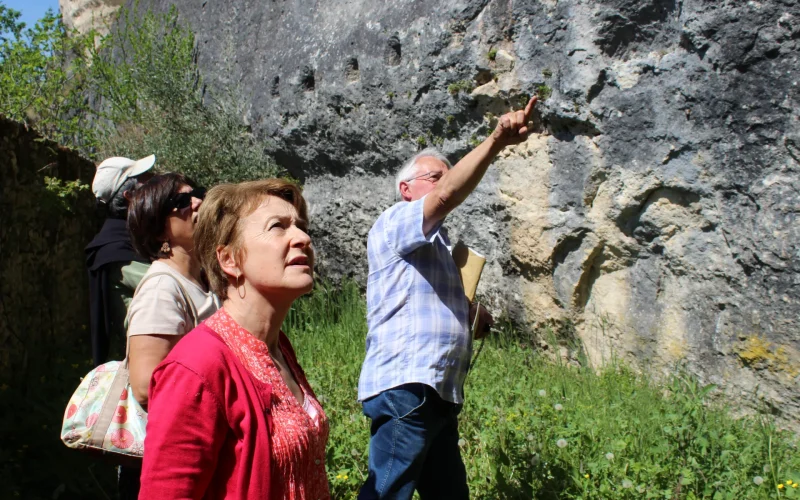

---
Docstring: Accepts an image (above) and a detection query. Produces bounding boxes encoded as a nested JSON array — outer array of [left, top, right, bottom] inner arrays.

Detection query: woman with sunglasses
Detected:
[[126, 173, 221, 409], [138, 179, 329, 499]]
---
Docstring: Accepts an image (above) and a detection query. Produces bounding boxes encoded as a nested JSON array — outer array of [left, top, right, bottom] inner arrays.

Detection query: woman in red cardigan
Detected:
[[139, 179, 329, 500]]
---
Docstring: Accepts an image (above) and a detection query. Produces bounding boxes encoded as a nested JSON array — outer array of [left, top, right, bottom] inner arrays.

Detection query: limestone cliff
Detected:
[[121, 0, 798, 423], [59, 0, 125, 35]]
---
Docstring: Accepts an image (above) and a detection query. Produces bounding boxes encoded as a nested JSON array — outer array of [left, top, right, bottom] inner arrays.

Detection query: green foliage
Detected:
[[416, 135, 427, 148], [488, 47, 498, 61], [3, 281, 799, 498], [448, 79, 474, 95], [88, 4, 281, 186], [42, 176, 90, 213], [284, 282, 800, 500], [536, 83, 553, 101], [0, 0, 281, 186], [0, 6, 97, 149], [542, 68, 553, 78]]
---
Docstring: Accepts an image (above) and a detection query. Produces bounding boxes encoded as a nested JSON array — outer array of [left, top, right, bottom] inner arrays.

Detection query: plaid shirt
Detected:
[[358, 197, 471, 404]]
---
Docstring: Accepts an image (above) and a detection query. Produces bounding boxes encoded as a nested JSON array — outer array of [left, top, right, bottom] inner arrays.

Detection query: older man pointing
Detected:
[[358, 97, 538, 499]]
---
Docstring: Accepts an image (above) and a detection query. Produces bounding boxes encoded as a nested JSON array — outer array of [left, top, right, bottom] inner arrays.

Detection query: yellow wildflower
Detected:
[[584, 474, 590, 479], [787, 480, 793, 485], [778, 484, 784, 489]]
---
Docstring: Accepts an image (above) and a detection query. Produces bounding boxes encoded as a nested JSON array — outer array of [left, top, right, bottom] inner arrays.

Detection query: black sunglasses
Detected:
[[168, 187, 206, 211]]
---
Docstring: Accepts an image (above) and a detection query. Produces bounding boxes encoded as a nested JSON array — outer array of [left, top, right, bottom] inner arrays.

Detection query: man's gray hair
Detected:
[[395, 148, 453, 199]]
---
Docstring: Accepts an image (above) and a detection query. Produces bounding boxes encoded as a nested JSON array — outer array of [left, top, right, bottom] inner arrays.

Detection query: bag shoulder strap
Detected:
[[128, 270, 200, 328], [124, 270, 201, 361]]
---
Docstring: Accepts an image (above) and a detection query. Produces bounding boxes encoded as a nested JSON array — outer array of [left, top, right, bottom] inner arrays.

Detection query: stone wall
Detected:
[[122, 0, 798, 424], [0, 116, 99, 388]]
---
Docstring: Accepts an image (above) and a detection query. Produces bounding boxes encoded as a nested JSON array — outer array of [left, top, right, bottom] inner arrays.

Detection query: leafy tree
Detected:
[[0, 0, 281, 185], [0, 5, 97, 149]]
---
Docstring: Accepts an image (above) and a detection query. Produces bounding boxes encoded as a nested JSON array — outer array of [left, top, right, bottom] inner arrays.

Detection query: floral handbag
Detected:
[[60, 271, 198, 464], [60, 359, 147, 464]]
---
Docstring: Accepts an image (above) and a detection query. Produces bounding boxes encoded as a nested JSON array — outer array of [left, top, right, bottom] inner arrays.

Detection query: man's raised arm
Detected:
[[422, 96, 537, 235]]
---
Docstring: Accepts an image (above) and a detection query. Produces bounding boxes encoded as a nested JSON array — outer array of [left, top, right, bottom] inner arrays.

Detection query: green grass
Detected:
[[285, 282, 800, 499], [2, 281, 798, 498]]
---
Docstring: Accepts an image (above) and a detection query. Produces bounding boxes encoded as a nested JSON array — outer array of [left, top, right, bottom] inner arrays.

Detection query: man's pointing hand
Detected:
[[490, 96, 538, 147]]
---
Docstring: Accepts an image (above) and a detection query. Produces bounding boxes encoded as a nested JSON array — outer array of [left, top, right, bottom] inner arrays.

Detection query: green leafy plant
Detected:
[[536, 83, 553, 101], [42, 177, 90, 213], [448, 79, 474, 95], [488, 47, 498, 61]]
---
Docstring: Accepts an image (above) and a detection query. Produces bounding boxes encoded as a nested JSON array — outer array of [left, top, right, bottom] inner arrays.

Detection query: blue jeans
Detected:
[[358, 383, 469, 500]]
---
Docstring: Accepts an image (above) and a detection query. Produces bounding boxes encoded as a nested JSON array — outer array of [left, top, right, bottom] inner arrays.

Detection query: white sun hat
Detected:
[[91, 154, 156, 203]]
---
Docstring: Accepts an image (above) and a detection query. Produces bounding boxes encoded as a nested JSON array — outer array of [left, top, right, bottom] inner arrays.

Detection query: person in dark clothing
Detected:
[[85, 155, 156, 500], [85, 155, 155, 366]]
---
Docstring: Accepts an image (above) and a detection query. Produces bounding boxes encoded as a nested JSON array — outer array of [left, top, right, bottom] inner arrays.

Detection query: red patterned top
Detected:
[[206, 309, 330, 500]]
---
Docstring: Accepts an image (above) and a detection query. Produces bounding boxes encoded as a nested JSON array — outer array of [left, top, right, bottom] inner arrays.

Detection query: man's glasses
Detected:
[[405, 171, 443, 183], [168, 187, 206, 212]]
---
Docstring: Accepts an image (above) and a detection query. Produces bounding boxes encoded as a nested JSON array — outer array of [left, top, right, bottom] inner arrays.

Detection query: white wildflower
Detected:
[[605, 452, 614, 461], [554, 403, 563, 411], [753, 476, 764, 485], [622, 479, 633, 489], [538, 389, 547, 397], [556, 439, 567, 448]]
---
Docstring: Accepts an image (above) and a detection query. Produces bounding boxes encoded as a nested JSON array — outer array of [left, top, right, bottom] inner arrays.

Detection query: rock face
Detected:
[[59, 0, 125, 35], [128, 0, 799, 423]]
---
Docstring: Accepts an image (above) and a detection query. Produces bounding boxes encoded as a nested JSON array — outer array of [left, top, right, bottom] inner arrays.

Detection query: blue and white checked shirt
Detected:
[[358, 196, 471, 404]]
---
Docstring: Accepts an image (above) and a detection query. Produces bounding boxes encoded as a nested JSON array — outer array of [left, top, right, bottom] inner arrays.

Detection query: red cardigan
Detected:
[[139, 324, 301, 499]]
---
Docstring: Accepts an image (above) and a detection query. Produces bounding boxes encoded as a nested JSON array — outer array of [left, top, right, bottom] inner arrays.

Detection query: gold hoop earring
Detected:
[[160, 241, 171, 255], [236, 273, 246, 300]]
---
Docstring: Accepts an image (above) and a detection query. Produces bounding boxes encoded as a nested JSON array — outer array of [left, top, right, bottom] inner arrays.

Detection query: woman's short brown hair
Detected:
[[194, 178, 309, 300], [128, 173, 197, 261]]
